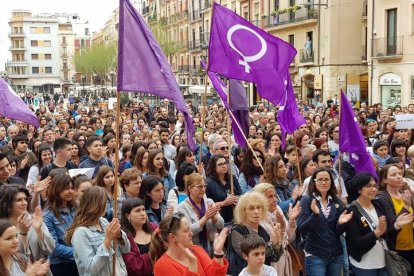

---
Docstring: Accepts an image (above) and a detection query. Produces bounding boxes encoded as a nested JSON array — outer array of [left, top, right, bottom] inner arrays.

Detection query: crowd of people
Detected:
[[0, 93, 413, 276]]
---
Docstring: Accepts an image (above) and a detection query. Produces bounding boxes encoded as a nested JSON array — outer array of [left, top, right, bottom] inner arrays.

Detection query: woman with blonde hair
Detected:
[[226, 192, 284, 275], [176, 173, 224, 255], [66, 186, 130, 275], [253, 183, 301, 276]]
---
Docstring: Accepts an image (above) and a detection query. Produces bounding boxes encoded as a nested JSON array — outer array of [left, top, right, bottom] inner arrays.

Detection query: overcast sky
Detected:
[[0, 0, 120, 71]]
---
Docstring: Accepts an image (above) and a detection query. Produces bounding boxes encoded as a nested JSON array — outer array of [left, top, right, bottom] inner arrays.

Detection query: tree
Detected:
[[72, 42, 117, 85]]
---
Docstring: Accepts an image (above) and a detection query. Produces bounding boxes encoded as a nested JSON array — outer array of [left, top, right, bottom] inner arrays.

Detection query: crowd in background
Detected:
[[0, 93, 413, 276]]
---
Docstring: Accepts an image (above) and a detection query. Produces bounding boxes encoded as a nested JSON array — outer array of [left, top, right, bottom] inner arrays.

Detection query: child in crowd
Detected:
[[372, 140, 390, 169], [239, 234, 277, 276]]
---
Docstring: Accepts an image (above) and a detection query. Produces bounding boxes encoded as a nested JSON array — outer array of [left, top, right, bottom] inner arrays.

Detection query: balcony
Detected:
[[177, 10, 188, 21], [148, 14, 157, 23], [6, 60, 28, 66], [372, 36, 403, 60], [190, 66, 202, 76], [8, 74, 28, 79], [61, 53, 68, 58], [62, 66, 69, 71], [8, 32, 25, 38], [266, 8, 318, 29], [299, 49, 314, 63], [61, 41, 67, 46], [9, 45, 25, 51], [190, 9, 201, 21], [201, 0, 211, 11], [178, 65, 190, 73], [176, 40, 189, 51]]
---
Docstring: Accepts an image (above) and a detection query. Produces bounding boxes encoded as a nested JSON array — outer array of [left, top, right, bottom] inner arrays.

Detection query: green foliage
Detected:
[[271, 5, 301, 16]]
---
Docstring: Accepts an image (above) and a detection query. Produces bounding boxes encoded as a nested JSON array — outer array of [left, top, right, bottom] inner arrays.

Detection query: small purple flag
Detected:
[[0, 78, 39, 127], [277, 73, 306, 147], [208, 2, 296, 105], [118, 0, 195, 150], [339, 90, 377, 177], [201, 60, 249, 147]]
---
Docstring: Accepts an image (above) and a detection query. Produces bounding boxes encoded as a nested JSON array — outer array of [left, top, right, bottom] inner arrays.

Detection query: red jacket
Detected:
[[122, 222, 158, 276]]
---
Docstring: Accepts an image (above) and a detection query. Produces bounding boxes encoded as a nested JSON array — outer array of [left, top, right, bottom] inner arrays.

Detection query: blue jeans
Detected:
[[306, 255, 343, 276], [350, 264, 388, 276], [341, 235, 350, 276]]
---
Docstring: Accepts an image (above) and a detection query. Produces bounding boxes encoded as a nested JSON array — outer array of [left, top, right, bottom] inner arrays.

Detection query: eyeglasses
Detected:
[[217, 162, 228, 167], [167, 212, 184, 233], [193, 184, 208, 189], [363, 184, 376, 189], [315, 178, 330, 183], [218, 146, 228, 151], [257, 132, 264, 135]]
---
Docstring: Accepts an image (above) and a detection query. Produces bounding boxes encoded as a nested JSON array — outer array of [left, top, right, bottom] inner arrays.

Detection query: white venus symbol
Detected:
[[226, 24, 267, 73]]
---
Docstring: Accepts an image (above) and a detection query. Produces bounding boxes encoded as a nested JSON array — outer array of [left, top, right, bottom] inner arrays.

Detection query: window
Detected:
[[45, 67, 52, 74], [31, 54, 38, 60], [31, 40, 38, 47], [44, 40, 51, 47], [43, 27, 50, 33], [387, 9, 397, 55], [32, 67, 39, 74], [45, 54, 51, 60], [289, 34, 295, 46], [85, 28, 89, 36], [30, 27, 37, 34]]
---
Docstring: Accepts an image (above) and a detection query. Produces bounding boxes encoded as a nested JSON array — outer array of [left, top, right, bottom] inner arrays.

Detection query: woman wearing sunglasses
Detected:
[[150, 213, 229, 276]]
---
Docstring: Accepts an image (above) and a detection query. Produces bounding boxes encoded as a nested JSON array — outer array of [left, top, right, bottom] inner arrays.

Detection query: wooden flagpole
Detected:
[[112, 91, 121, 276], [227, 80, 234, 194]]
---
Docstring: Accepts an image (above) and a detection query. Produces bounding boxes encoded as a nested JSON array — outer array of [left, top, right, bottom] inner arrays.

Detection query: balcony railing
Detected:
[[176, 40, 189, 50], [61, 53, 68, 58], [299, 48, 314, 63], [372, 36, 403, 58], [190, 9, 201, 21], [177, 10, 188, 20], [9, 45, 25, 51], [178, 65, 190, 73], [8, 32, 25, 37], [61, 41, 67, 46], [266, 8, 318, 28], [190, 66, 202, 76]]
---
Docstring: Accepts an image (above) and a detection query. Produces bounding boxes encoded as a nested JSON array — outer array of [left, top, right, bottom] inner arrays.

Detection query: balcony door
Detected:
[[387, 9, 397, 55]]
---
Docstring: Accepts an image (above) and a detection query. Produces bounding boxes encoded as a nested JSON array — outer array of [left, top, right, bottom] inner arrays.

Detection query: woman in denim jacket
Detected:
[[66, 186, 130, 276], [43, 173, 78, 276], [139, 176, 172, 224]]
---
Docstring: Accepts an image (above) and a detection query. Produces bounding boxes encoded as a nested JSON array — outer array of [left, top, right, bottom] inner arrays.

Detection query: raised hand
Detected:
[[310, 199, 320, 215], [31, 206, 43, 232], [33, 176, 51, 193], [395, 212, 413, 229], [20, 155, 29, 169], [25, 259, 50, 276], [338, 210, 353, 225], [275, 208, 286, 233], [401, 189, 412, 208], [374, 216, 387, 237], [213, 227, 229, 254], [288, 202, 301, 221], [270, 223, 283, 245], [17, 213, 32, 234]]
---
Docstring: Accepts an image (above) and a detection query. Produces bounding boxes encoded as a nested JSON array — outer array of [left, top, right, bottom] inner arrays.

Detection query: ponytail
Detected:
[[149, 231, 168, 265]]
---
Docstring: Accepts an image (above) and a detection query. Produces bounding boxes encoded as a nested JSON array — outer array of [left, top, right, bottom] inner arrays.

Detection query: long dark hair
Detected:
[[0, 185, 31, 219], [121, 198, 153, 236], [206, 154, 230, 182], [46, 174, 77, 221], [138, 176, 164, 209], [36, 144, 53, 171], [239, 147, 264, 186]]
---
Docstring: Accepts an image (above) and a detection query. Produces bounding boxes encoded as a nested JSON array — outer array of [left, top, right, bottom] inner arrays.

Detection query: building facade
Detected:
[[368, 0, 414, 108], [6, 11, 91, 93]]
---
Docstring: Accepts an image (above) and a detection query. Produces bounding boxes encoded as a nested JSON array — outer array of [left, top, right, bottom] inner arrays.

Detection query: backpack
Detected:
[[225, 224, 250, 276]]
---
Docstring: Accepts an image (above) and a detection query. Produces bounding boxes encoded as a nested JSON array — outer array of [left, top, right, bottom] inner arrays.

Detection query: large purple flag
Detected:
[[118, 0, 195, 150], [208, 2, 296, 105], [339, 90, 377, 177], [201, 60, 249, 147], [277, 73, 306, 147], [0, 78, 39, 127]]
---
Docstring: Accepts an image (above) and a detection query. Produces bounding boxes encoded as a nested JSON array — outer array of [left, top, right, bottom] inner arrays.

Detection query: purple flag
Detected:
[[339, 90, 377, 177], [201, 60, 249, 147], [0, 78, 39, 127], [118, 0, 195, 150], [208, 2, 296, 105], [277, 73, 306, 147]]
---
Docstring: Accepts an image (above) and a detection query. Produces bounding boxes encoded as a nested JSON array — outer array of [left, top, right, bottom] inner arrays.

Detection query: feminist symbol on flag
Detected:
[[226, 24, 267, 73]]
